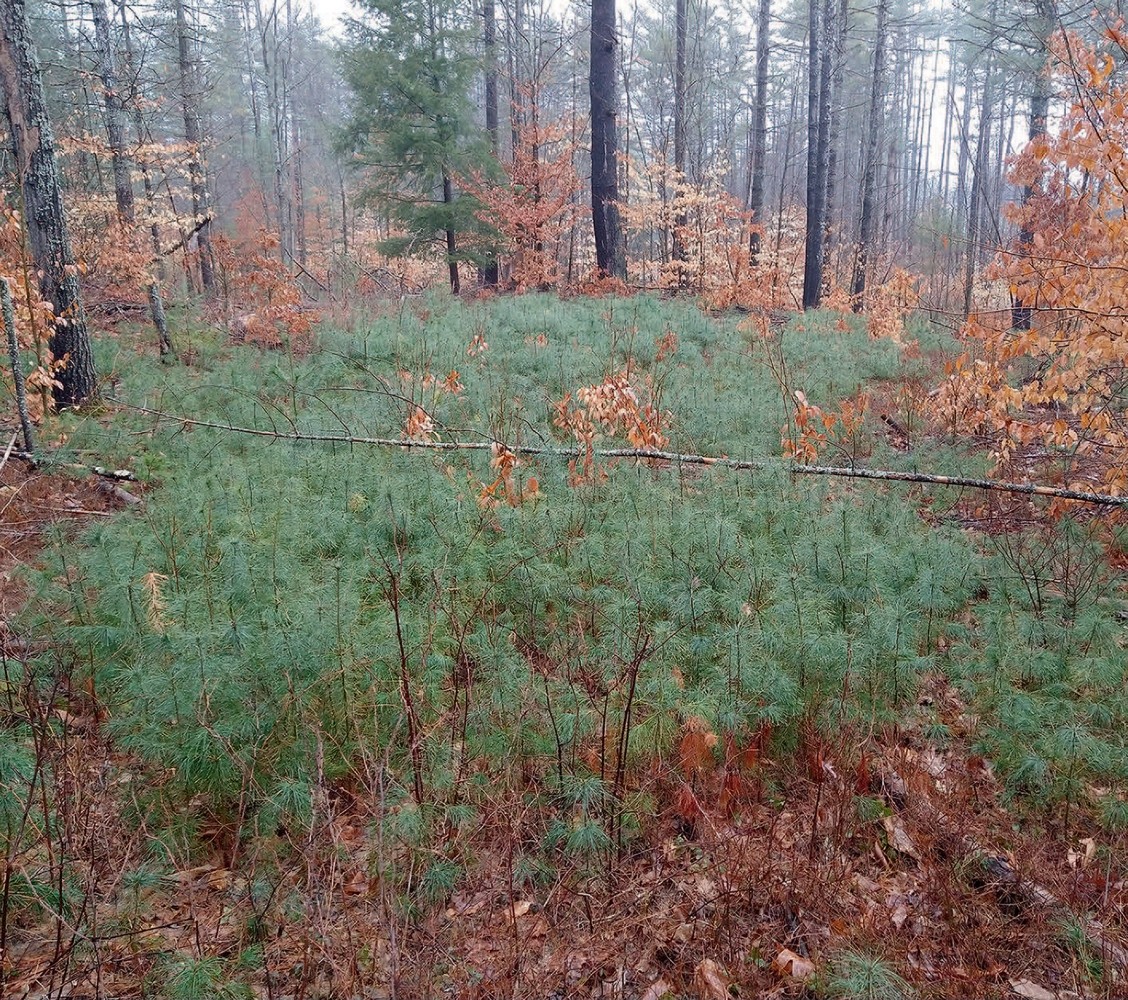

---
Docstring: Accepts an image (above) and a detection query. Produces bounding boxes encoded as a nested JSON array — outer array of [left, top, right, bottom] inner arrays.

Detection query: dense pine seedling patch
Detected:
[[5, 295, 1126, 997]]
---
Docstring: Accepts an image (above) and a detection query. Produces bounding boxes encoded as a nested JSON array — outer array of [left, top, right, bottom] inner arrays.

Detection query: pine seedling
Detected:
[[823, 949, 914, 1000]]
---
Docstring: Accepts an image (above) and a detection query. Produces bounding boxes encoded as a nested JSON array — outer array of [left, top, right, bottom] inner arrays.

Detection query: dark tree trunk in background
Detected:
[[748, 0, 770, 263], [0, 0, 97, 407], [672, 0, 688, 284], [482, 0, 499, 286], [802, 0, 826, 309], [590, 0, 626, 280], [1012, 0, 1056, 330], [176, 0, 215, 294], [850, 0, 888, 309], [443, 172, 460, 294]]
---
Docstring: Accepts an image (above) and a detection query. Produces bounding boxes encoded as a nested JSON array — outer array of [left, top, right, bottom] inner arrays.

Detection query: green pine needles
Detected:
[[13, 292, 1127, 930]]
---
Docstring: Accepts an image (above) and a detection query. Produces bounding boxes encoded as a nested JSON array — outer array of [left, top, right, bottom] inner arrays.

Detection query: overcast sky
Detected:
[[309, 0, 356, 36]]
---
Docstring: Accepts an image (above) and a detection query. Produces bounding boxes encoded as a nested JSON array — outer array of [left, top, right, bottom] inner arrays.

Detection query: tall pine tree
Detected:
[[340, 0, 490, 293]]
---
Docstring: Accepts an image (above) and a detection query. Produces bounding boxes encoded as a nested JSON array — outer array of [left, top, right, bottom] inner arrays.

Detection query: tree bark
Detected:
[[814, 0, 833, 289], [821, 0, 847, 285], [801, 0, 825, 309], [850, 0, 888, 310], [116, 1, 164, 280], [590, 0, 626, 280], [93, 0, 172, 358], [89, 0, 134, 222], [748, 0, 770, 264], [2, 279, 35, 453], [443, 171, 460, 294], [672, 0, 688, 284], [0, 0, 97, 407], [288, 0, 305, 269], [963, 60, 993, 320], [176, 0, 215, 293], [1012, 0, 1056, 330], [481, 0, 500, 286]]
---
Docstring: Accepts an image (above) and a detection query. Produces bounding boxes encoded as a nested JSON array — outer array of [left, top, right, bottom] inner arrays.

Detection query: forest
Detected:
[[0, 0, 1126, 996]]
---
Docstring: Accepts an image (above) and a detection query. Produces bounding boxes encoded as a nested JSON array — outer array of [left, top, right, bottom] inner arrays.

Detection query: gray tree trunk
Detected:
[[176, 0, 215, 293], [92, 0, 173, 358], [1013, 0, 1056, 330], [963, 58, 994, 319], [821, 0, 847, 285], [850, 0, 888, 309], [90, 0, 134, 222], [801, 0, 825, 309], [590, 0, 626, 280], [0, 0, 97, 407], [672, 0, 688, 284], [481, 0, 499, 286], [747, 0, 770, 264], [116, 0, 164, 281]]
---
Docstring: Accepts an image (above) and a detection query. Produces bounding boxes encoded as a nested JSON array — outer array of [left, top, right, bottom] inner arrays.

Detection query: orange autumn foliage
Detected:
[[553, 368, 670, 484], [938, 27, 1128, 494], [620, 162, 802, 311], [0, 205, 67, 418], [782, 390, 870, 464], [462, 108, 584, 291], [213, 230, 317, 351]]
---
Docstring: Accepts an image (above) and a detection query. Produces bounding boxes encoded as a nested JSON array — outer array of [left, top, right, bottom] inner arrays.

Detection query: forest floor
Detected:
[[0, 293, 1124, 1000], [0, 457, 126, 649]]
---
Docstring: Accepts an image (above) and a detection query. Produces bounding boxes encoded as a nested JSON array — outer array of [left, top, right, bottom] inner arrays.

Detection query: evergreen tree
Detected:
[[339, 0, 490, 294]]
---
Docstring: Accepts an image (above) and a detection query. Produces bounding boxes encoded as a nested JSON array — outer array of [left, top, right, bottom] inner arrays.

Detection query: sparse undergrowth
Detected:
[[1, 294, 1124, 998]]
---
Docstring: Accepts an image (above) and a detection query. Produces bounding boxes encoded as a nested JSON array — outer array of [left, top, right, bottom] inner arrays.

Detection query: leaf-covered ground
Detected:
[[2, 294, 1125, 999]]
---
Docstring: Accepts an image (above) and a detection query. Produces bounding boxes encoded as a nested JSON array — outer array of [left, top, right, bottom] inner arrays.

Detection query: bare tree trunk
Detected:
[[955, 62, 972, 224], [590, 0, 626, 280], [443, 172, 460, 294], [801, 0, 826, 309], [2, 279, 35, 453], [255, 0, 291, 263], [176, 0, 215, 294], [481, 0, 500, 286], [850, 0, 888, 309], [293, 110, 307, 268], [92, 0, 173, 358], [288, 0, 305, 269], [672, 0, 688, 284], [819, 0, 843, 290], [90, 0, 134, 221], [940, 44, 955, 205], [507, 0, 523, 159], [1012, 0, 1056, 330], [116, 1, 164, 280], [748, 0, 770, 264], [964, 60, 994, 319], [0, 0, 97, 406]]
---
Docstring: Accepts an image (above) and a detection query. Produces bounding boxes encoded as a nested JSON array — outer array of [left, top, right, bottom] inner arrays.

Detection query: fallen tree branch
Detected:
[[104, 399, 1128, 508], [6, 450, 136, 481], [95, 480, 142, 506]]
